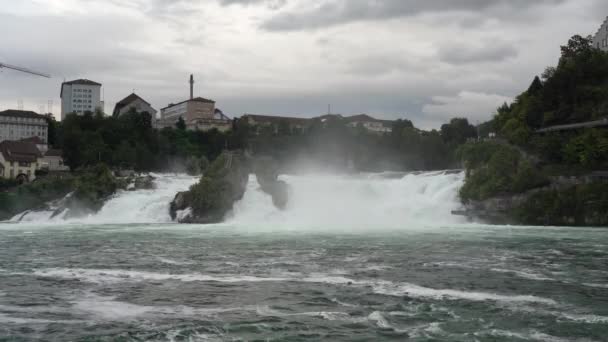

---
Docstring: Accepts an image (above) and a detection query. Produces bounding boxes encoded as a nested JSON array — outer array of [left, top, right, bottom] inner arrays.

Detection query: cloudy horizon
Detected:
[[1, 0, 606, 129]]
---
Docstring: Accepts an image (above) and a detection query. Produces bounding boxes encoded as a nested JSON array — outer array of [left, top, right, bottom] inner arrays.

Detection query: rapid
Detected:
[[1, 172, 607, 341]]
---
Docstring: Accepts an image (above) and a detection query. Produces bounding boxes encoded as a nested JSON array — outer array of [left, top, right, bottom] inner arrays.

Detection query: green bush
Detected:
[[458, 142, 549, 201], [515, 183, 608, 226]]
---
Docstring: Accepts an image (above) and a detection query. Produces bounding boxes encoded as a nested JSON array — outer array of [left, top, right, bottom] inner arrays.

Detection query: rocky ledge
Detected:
[[170, 152, 289, 224]]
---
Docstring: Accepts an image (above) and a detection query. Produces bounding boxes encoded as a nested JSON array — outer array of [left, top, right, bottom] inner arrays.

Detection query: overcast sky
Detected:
[[1, 0, 606, 128]]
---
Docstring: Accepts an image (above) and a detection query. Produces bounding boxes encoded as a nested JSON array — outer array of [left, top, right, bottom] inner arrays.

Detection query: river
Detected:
[[0, 173, 607, 341]]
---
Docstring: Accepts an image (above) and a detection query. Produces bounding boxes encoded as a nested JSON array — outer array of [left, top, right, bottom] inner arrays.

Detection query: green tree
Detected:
[[176, 117, 186, 130]]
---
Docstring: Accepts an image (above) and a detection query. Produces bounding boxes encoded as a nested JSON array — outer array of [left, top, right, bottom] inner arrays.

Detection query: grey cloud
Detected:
[[261, 0, 566, 31], [218, 0, 286, 9], [438, 40, 519, 65]]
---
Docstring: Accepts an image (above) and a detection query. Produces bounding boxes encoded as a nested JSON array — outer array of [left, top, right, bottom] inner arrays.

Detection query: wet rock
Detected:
[[254, 156, 289, 210], [170, 151, 250, 224]]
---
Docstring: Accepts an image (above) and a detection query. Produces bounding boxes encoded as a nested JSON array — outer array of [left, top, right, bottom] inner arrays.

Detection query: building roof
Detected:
[[20, 136, 46, 145], [214, 108, 230, 121], [161, 97, 215, 110], [63, 79, 102, 86], [0, 110, 47, 120], [45, 149, 63, 157], [0, 140, 41, 163], [60, 79, 102, 97], [243, 114, 311, 124], [113, 93, 153, 116]]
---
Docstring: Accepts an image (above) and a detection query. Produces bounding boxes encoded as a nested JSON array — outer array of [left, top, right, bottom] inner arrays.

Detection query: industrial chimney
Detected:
[[189, 74, 194, 100]]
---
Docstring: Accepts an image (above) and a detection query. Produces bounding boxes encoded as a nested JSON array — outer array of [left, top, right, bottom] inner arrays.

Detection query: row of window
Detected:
[[74, 89, 92, 93], [0, 117, 46, 123], [73, 99, 92, 103], [73, 94, 92, 99]]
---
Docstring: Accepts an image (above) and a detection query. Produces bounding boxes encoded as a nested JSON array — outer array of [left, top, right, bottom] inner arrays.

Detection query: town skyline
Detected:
[[1, 0, 607, 129]]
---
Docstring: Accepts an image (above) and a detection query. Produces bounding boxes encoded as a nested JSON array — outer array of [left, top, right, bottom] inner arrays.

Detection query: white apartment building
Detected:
[[60, 79, 102, 120], [0, 110, 49, 143], [593, 17, 608, 52]]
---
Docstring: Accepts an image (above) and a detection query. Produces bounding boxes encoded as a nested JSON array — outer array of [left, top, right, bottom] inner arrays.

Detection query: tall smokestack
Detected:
[[189, 74, 194, 100]]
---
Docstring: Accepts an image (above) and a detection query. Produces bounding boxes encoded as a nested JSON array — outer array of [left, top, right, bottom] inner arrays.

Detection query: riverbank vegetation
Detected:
[[457, 35, 608, 225], [0, 164, 123, 221], [50, 109, 243, 172], [235, 116, 476, 172]]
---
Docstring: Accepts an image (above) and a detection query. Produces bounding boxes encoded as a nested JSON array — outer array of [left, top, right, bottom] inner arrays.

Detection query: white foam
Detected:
[[229, 172, 465, 227], [371, 281, 556, 305], [156, 257, 195, 266], [11, 174, 198, 225], [582, 283, 608, 289], [490, 268, 554, 281], [31, 268, 556, 306], [72, 294, 153, 320], [33, 268, 291, 284], [368, 311, 392, 329]]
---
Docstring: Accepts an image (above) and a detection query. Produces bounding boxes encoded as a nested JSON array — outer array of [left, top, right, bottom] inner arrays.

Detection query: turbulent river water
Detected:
[[1, 173, 607, 341]]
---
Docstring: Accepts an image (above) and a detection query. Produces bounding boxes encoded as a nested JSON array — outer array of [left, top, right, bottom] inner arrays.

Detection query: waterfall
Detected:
[[10, 174, 198, 224], [228, 171, 465, 227], [9, 172, 464, 226]]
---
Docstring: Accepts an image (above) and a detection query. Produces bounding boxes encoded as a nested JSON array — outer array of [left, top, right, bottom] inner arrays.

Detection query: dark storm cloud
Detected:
[[261, 0, 566, 31], [438, 40, 519, 65]]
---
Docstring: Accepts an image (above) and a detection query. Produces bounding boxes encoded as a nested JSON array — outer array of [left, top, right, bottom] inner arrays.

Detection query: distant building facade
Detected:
[[60, 79, 102, 119], [0, 140, 42, 182], [112, 93, 157, 117], [0, 110, 49, 144], [40, 149, 69, 172], [593, 17, 608, 52], [242, 113, 393, 135], [242, 114, 311, 134], [157, 75, 232, 132], [345, 114, 393, 134]]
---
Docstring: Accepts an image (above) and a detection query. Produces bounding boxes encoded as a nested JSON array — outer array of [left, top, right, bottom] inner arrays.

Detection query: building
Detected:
[[345, 114, 393, 134], [40, 149, 69, 172], [112, 93, 157, 117], [0, 140, 42, 183], [593, 17, 608, 52], [20, 136, 48, 155], [188, 109, 232, 132], [242, 113, 393, 134], [157, 75, 231, 131], [242, 114, 311, 134], [60, 79, 102, 119], [0, 110, 49, 143]]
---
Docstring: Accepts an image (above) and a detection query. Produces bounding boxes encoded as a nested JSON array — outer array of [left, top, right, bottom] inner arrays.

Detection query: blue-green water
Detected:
[[0, 223, 607, 341]]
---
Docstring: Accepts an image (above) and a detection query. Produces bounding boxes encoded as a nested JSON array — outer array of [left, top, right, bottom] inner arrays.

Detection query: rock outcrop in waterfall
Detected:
[[170, 152, 289, 224]]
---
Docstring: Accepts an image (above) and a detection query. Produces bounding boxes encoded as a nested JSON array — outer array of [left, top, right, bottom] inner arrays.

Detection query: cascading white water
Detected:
[[10, 172, 464, 226], [11, 174, 198, 224], [228, 171, 466, 227], [82, 174, 198, 224]]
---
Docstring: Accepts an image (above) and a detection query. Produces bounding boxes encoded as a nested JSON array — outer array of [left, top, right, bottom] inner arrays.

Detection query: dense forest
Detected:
[[48, 108, 478, 173], [457, 35, 608, 225], [48, 110, 243, 172], [481, 35, 608, 171]]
